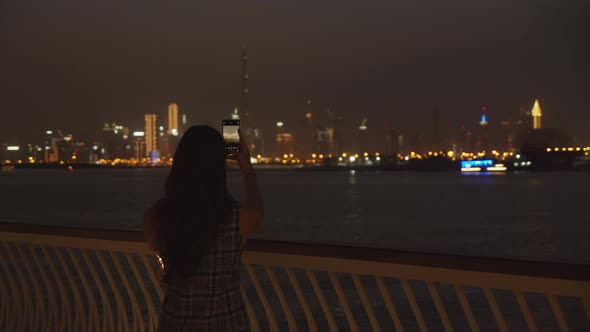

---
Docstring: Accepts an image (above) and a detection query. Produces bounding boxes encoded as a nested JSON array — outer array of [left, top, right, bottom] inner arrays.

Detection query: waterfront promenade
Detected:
[[1, 222, 589, 331]]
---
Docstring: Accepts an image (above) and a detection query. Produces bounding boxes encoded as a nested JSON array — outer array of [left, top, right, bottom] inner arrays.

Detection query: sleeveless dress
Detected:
[[157, 208, 250, 331]]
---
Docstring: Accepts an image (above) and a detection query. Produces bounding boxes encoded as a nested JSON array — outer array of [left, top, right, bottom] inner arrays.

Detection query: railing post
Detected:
[[54, 247, 84, 331], [125, 253, 159, 332], [307, 270, 338, 331], [68, 247, 101, 332], [264, 265, 297, 331], [111, 252, 145, 331], [15, 244, 44, 332], [81, 248, 115, 331], [426, 281, 453, 332], [482, 288, 508, 332], [241, 285, 261, 332], [330, 272, 359, 331], [401, 279, 428, 332], [40, 246, 71, 332], [352, 274, 381, 332], [245, 264, 279, 331], [547, 295, 569, 332], [454, 285, 480, 332], [285, 268, 318, 332], [375, 276, 405, 332], [515, 290, 538, 332], [96, 250, 129, 331], [0, 243, 21, 332], [5, 242, 33, 331]]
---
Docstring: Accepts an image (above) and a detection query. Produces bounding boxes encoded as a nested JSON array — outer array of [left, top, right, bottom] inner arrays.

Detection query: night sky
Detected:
[[1, 0, 589, 145]]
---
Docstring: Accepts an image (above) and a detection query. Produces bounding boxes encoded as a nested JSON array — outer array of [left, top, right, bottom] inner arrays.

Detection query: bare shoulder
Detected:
[[239, 207, 264, 240], [143, 207, 159, 252], [144, 207, 159, 229]]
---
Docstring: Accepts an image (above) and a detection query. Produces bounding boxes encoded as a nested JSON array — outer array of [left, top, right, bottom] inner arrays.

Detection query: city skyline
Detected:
[[1, 1, 589, 144], [1, 96, 576, 163]]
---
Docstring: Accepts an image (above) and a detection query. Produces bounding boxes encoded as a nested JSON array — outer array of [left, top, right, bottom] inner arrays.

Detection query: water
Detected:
[[1, 168, 589, 264]]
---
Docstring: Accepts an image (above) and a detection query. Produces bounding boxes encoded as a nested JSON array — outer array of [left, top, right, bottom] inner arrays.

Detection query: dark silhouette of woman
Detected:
[[144, 125, 263, 331]]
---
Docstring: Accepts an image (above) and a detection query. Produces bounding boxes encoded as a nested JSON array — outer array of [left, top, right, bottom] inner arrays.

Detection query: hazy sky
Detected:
[[1, 0, 589, 144]]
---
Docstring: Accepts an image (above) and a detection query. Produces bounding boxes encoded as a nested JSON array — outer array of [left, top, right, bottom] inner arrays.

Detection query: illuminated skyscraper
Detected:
[[158, 125, 170, 157], [144, 114, 157, 157], [181, 114, 187, 133], [168, 103, 179, 136], [101, 123, 130, 159], [275, 121, 295, 156], [43, 130, 59, 162], [296, 101, 318, 156], [532, 99, 542, 129], [479, 106, 488, 126], [132, 131, 146, 160], [235, 47, 264, 154], [478, 106, 489, 152], [238, 48, 251, 145], [357, 118, 369, 153], [230, 107, 240, 120]]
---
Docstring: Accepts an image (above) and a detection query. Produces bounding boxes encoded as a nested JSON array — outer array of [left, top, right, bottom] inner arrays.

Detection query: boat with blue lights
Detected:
[[460, 159, 507, 173]]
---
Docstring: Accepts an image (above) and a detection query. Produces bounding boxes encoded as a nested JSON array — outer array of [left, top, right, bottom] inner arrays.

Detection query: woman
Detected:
[[144, 125, 263, 331]]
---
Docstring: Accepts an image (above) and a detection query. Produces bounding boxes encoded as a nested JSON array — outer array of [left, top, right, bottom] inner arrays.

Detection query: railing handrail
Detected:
[[1, 221, 589, 282]]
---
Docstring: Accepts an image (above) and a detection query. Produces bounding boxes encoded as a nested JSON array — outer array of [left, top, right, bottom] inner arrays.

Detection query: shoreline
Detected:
[[3, 162, 589, 172]]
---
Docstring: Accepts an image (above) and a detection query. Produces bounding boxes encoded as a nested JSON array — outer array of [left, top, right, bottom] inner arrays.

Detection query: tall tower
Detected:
[[531, 99, 542, 129], [238, 47, 254, 150], [144, 114, 157, 157], [240, 47, 249, 121], [237, 47, 263, 154], [168, 103, 179, 136]]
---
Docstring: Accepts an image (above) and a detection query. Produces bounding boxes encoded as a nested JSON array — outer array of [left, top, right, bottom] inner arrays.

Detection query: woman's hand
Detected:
[[234, 129, 254, 175]]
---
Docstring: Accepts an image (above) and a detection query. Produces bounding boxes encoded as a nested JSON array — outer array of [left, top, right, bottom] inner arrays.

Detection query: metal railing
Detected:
[[1, 222, 589, 331]]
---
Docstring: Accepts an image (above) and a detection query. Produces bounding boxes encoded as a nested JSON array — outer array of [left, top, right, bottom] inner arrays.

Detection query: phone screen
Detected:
[[222, 120, 240, 155]]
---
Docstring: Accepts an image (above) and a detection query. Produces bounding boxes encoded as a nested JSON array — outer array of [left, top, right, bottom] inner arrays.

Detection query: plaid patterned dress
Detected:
[[157, 208, 249, 331]]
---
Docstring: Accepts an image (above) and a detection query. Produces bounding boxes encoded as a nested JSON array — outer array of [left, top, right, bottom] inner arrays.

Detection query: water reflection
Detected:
[[345, 170, 362, 241], [461, 171, 506, 185], [349, 170, 356, 185]]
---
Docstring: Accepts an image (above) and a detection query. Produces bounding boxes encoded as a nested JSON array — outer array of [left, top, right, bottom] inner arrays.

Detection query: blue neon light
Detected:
[[481, 115, 487, 123], [150, 150, 159, 164], [461, 159, 493, 168]]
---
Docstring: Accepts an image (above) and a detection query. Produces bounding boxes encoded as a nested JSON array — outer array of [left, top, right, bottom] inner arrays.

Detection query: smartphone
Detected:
[[222, 119, 240, 156]]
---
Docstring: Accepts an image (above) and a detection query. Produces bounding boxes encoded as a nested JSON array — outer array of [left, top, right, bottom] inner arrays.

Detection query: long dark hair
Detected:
[[155, 125, 236, 284]]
